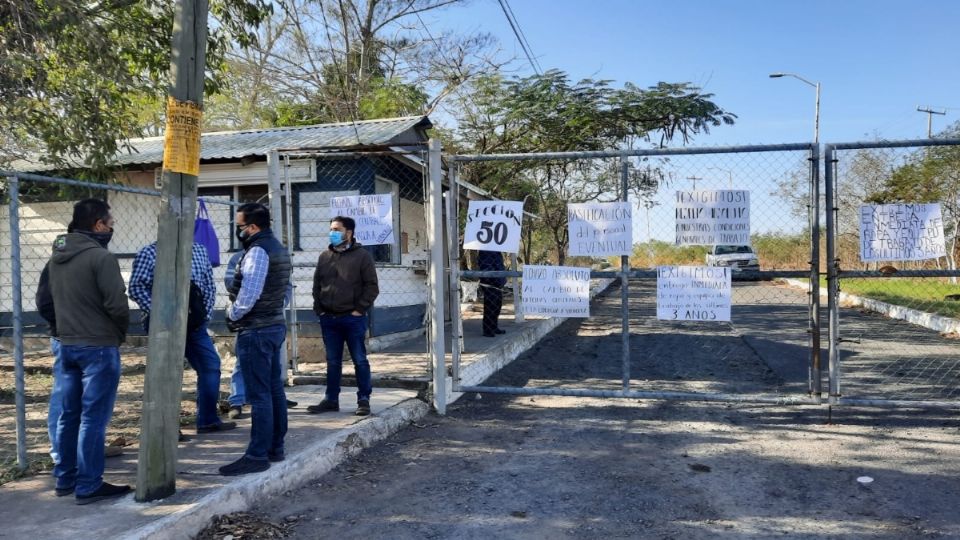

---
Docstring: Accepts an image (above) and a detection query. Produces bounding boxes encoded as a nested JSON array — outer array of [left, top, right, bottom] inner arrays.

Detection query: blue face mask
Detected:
[[329, 230, 345, 246]]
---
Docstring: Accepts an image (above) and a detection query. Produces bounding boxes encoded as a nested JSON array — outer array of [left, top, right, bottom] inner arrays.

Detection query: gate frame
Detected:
[[447, 142, 821, 405]]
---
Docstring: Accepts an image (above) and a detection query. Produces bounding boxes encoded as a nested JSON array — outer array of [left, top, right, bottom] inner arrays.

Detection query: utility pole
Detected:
[[917, 106, 946, 138], [137, 0, 208, 502]]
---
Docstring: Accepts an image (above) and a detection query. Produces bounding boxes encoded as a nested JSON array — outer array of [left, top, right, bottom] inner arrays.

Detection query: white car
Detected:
[[705, 245, 760, 272]]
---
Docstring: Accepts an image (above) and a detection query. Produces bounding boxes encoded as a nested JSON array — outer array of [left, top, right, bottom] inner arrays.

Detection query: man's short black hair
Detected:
[[331, 215, 355, 232], [70, 198, 111, 231], [238, 203, 271, 229]]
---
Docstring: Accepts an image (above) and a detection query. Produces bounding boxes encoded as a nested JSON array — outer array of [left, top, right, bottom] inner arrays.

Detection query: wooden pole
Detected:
[[136, 0, 208, 502]]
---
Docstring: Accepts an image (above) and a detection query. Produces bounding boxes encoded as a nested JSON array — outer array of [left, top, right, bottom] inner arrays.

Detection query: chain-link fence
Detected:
[[826, 139, 960, 406], [450, 143, 822, 404]]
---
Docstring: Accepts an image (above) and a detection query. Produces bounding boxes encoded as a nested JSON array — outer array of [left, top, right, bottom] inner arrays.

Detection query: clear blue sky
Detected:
[[433, 0, 960, 146]]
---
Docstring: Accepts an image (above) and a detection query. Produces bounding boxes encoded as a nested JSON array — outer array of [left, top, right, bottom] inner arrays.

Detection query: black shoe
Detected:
[[178, 430, 187, 442], [268, 450, 285, 463], [306, 399, 339, 413], [219, 456, 270, 476], [494, 329, 506, 334], [227, 405, 243, 419], [286, 399, 298, 408], [55, 486, 75, 497], [355, 399, 371, 416], [197, 421, 237, 434], [75, 482, 131, 505]]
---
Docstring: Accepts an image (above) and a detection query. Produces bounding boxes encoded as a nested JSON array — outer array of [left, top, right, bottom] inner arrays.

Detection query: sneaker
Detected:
[[55, 486, 75, 497], [268, 450, 285, 463], [219, 456, 270, 476], [197, 421, 237, 434], [355, 399, 371, 416], [227, 405, 243, 419], [75, 482, 131, 505], [286, 399, 298, 408], [306, 399, 339, 414], [178, 430, 187, 442], [104, 445, 123, 458]]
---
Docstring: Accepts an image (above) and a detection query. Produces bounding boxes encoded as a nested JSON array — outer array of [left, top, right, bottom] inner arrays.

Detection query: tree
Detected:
[[203, 0, 504, 130], [454, 70, 736, 264], [0, 0, 271, 176]]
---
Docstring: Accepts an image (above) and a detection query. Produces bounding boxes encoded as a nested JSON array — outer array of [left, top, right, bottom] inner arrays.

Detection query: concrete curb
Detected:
[[445, 278, 617, 406], [782, 278, 960, 335], [123, 398, 431, 540]]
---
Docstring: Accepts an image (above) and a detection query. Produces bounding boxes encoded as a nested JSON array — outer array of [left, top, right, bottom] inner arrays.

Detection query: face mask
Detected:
[[236, 225, 250, 243], [329, 230, 345, 246], [88, 229, 113, 248]]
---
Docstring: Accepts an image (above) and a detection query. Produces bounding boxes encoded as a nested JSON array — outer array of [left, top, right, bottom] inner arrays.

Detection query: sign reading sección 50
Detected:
[[463, 200, 524, 253]]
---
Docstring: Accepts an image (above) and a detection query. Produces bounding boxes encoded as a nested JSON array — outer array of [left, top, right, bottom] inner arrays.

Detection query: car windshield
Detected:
[[715, 245, 753, 255]]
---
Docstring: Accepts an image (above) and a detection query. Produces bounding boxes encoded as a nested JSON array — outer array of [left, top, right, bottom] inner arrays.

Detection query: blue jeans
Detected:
[[319, 314, 372, 403], [47, 338, 63, 465], [54, 345, 121, 496], [236, 324, 287, 460], [229, 342, 287, 407], [185, 324, 223, 427]]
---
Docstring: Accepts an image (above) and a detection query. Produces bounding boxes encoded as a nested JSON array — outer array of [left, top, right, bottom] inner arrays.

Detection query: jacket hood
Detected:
[[51, 232, 104, 264]]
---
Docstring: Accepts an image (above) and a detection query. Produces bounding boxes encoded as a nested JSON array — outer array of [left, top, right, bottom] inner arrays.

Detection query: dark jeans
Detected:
[[482, 285, 503, 335], [54, 345, 121, 496], [184, 324, 223, 427], [236, 324, 287, 460], [319, 314, 372, 403]]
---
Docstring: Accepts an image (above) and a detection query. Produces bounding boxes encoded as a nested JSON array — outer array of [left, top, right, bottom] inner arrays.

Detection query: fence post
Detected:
[[824, 145, 840, 404], [428, 139, 447, 413], [445, 185, 463, 392], [619, 155, 631, 393], [510, 253, 523, 323], [808, 144, 822, 401], [282, 154, 299, 375], [6, 176, 27, 470], [136, 0, 208, 502]]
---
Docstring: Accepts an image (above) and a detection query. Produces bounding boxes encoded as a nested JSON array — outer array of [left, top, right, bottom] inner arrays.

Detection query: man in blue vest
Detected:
[[219, 203, 292, 476]]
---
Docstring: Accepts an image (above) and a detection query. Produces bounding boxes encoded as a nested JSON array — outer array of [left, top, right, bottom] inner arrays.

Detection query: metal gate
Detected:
[[825, 138, 960, 407], [447, 143, 823, 405]]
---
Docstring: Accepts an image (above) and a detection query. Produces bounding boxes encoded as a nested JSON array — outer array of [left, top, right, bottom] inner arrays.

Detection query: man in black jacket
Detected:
[[478, 250, 507, 337], [307, 216, 379, 417]]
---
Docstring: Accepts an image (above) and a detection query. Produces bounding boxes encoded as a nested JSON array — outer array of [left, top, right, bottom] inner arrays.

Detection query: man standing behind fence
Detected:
[[478, 249, 507, 337], [307, 216, 379, 417], [47, 199, 130, 504], [129, 240, 236, 434], [220, 203, 291, 476]]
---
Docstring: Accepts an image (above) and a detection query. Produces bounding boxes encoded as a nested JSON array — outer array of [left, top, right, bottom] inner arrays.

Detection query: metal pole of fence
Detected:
[[427, 139, 447, 414], [620, 155, 631, 392], [510, 253, 522, 323], [809, 144, 822, 401], [824, 145, 840, 403], [282, 154, 299, 375], [6, 176, 27, 470], [445, 184, 462, 392]]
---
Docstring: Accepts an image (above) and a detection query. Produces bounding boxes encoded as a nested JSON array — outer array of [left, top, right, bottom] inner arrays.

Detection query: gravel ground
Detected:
[[202, 282, 960, 539]]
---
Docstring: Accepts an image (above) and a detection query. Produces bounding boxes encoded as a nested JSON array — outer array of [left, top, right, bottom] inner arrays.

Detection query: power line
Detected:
[[496, 0, 541, 75], [501, 0, 542, 73]]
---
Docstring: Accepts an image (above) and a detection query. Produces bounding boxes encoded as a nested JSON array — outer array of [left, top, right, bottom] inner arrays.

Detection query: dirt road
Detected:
[[215, 283, 960, 539]]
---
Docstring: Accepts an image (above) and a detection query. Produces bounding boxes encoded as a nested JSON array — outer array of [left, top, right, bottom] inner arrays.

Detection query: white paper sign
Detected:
[[859, 203, 946, 262], [521, 265, 591, 318], [330, 194, 395, 245], [567, 202, 633, 257], [675, 190, 750, 246], [463, 200, 524, 253], [656, 266, 731, 322]]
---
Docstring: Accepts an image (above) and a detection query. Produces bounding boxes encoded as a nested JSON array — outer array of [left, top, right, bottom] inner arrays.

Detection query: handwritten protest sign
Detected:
[[656, 266, 731, 322], [567, 202, 633, 257], [330, 194, 394, 245], [859, 203, 946, 262], [675, 190, 750, 246], [463, 200, 524, 253], [521, 265, 591, 318]]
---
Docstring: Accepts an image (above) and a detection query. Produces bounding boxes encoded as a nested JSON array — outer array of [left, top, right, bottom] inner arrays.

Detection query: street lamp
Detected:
[[769, 72, 820, 143], [706, 166, 733, 188]]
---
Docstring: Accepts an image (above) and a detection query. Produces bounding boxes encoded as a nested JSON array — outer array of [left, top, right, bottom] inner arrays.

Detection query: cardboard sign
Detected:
[[675, 190, 750, 246], [162, 96, 202, 176], [656, 265, 731, 322], [567, 202, 633, 257], [521, 265, 591, 318], [463, 201, 523, 253], [330, 194, 395, 245], [859, 203, 946, 262]]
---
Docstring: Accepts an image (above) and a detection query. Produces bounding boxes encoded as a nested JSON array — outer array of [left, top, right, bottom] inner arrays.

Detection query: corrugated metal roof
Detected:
[[11, 116, 431, 171]]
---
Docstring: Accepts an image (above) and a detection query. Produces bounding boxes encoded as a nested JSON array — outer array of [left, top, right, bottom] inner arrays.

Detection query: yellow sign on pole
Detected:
[[162, 96, 202, 176]]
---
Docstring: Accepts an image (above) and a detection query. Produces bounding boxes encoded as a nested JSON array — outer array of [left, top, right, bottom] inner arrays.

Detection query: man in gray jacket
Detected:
[[48, 198, 131, 504]]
